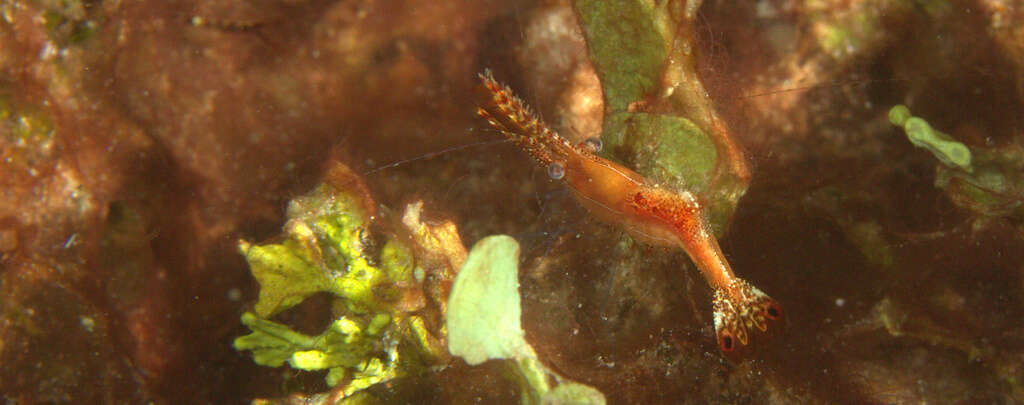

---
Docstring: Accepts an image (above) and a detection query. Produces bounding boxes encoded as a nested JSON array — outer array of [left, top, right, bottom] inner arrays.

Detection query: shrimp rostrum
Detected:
[[476, 70, 781, 353]]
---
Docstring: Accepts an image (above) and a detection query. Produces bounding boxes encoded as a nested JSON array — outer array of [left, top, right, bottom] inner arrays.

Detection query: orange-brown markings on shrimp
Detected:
[[629, 190, 700, 230]]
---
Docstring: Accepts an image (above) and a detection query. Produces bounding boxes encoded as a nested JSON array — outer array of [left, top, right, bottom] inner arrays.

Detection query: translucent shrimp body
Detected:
[[477, 70, 781, 353]]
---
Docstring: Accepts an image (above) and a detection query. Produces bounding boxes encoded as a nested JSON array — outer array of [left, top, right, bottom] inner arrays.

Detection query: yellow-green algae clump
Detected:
[[233, 162, 448, 396]]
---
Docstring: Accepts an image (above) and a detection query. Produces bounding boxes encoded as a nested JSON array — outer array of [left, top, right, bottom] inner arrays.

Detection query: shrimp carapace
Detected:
[[476, 70, 782, 354]]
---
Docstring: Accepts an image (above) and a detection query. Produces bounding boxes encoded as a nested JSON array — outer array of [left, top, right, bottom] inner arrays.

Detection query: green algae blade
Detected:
[[239, 241, 330, 318], [574, 0, 667, 113], [542, 382, 607, 405], [233, 312, 317, 367], [446, 235, 527, 365]]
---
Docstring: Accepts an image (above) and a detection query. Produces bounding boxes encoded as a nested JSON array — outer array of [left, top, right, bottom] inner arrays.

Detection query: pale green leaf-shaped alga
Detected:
[[447, 235, 605, 405], [447, 235, 528, 365], [542, 382, 607, 405]]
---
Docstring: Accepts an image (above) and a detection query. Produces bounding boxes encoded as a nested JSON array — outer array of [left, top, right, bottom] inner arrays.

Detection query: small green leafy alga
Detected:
[[889, 104, 973, 171], [890, 104, 1023, 222]]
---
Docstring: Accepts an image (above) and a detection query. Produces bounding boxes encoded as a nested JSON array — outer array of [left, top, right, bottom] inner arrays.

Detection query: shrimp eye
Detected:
[[584, 137, 603, 153], [719, 331, 735, 352], [547, 162, 566, 180], [765, 302, 782, 320]]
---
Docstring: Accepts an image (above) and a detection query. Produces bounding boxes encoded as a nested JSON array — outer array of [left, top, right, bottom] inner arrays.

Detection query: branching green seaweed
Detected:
[[234, 312, 396, 388], [234, 162, 448, 398], [237, 183, 399, 317]]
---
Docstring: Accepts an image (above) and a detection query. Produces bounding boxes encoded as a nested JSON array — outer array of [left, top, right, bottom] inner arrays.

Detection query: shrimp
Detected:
[[476, 70, 781, 353]]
